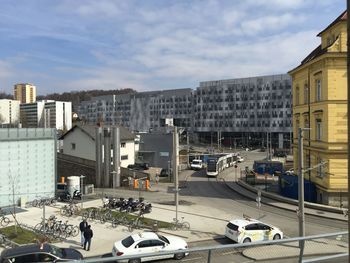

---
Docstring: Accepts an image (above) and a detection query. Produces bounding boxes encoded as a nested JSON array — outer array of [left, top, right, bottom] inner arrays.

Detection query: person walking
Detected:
[[83, 225, 93, 251], [79, 219, 88, 247], [155, 173, 159, 185]]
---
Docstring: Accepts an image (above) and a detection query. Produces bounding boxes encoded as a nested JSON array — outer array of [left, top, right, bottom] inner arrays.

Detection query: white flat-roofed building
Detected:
[[20, 100, 72, 131], [0, 99, 20, 126]]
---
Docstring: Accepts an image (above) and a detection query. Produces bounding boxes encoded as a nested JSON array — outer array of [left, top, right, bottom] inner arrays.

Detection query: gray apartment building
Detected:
[[78, 89, 193, 132], [78, 74, 292, 149]]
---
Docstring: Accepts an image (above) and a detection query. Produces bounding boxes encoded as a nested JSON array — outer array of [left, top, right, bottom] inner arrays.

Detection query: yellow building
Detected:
[[289, 11, 348, 207], [13, 83, 36, 104]]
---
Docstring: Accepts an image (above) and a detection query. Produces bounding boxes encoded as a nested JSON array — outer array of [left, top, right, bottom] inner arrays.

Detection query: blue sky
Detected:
[[0, 0, 345, 95]]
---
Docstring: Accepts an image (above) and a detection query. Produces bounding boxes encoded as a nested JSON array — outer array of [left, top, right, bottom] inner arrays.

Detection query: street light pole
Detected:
[[298, 127, 310, 262], [80, 175, 86, 210], [173, 127, 179, 228]]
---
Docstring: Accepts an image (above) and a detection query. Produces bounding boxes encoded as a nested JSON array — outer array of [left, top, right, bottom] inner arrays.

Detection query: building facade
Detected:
[[289, 11, 348, 206], [13, 83, 36, 103], [78, 75, 291, 149], [20, 100, 72, 131], [0, 128, 56, 207], [0, 99, 20, 126], [194, 74, 292, 148], [78, 89, 193, 133], [60, 124, 135, 168]]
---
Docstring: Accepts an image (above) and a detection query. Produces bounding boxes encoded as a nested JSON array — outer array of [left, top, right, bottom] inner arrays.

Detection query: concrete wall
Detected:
[[57, 153, 96, 186]]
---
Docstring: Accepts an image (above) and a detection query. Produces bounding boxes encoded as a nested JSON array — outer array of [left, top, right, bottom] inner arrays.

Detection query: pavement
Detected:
[[0, 166, 348, 261]]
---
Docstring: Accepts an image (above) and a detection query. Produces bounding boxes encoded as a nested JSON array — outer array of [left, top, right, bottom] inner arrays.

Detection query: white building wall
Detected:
[[120, 140, 135, 167], [0, 128, 56, 207], [0, 99, 20, 125], [62, 128, 95, 161]]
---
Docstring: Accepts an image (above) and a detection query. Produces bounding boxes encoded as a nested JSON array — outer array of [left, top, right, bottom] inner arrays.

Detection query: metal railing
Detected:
[[67, 231, 348, 263]]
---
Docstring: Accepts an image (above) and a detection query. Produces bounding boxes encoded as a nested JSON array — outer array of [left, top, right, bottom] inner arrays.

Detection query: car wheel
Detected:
[[128, 259, 141, 263], [243, 238, 251, 243], [273, 234, 281, 240], [174, 252, 185, 260]]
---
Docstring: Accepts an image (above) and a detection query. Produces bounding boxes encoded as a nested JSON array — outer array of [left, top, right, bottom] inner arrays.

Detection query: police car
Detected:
[[225, 215, 283, 243]]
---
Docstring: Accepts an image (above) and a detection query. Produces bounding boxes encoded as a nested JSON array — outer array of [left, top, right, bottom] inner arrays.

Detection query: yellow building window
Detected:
[[316, 79, 322, 101], [295, 86, 300, 105], [316, 119, 322, 141], [303, 84, 309, 104]]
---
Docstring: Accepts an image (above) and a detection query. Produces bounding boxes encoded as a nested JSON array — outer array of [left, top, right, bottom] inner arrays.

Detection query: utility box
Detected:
[[84, 184, 94, 194]]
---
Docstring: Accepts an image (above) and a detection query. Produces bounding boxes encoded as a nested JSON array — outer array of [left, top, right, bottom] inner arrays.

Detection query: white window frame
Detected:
[[316, 157, 325, 178], [304, 85, 309, 104], [316, 119, 322, 141], [316, 79, 322, 101], [295, 86, 300, 105]]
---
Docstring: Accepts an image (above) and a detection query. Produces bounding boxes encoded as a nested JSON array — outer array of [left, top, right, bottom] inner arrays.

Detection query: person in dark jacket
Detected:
[[83, 225, 93, 251], [79, 219, 88, 247]]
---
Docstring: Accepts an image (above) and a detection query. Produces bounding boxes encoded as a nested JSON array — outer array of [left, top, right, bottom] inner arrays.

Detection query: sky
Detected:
[[0, 0, 346, 95]]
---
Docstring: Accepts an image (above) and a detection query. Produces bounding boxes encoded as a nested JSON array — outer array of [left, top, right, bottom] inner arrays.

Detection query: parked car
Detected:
[[237, 156, 244, 163], [225, 216, 283, 243], [159, 168, 170, 177], [127, 163, 149, 171], [0, 243, 83, 263], [285, 168, 294, 175], [190, 159, 203, 170], [112, 232, 189, 262]]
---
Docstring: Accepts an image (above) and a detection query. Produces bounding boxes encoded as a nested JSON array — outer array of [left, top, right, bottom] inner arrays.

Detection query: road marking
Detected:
[[181, 256, 203, 262], [222, 250, 239, 256]]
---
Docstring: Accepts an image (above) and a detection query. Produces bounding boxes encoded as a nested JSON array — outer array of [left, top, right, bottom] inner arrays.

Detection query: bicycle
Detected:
[[128, 212, 145, 232], [170, 217, 190, 230], [111, 213, 128, 228], [0, 211, 10, 227]]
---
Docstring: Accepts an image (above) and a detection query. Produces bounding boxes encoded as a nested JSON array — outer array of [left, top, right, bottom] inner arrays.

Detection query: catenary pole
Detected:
[[298, 128, 305, 262], [346, 0, 350, 258]]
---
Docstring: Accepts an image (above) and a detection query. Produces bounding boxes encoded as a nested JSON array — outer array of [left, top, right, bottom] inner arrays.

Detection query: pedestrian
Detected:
[[83, 225, 93, 251], [155, 173, 159, 185], [79, 219, 88, 247]]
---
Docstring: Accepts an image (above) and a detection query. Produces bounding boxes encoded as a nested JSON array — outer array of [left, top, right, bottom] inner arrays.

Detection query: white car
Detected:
[[225, 217, 283, 243], [190, 159, 203, 170], [237, 156, 244, 163], [286, 168, 294, 175], [112, 232, 189, 262]]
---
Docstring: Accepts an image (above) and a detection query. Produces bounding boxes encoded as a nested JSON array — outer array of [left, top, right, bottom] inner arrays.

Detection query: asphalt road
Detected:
[[92, 150, 347, 262]]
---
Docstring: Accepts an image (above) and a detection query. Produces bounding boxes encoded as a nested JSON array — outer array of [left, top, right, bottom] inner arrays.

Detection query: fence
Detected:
[[66, 231, 348, 263]]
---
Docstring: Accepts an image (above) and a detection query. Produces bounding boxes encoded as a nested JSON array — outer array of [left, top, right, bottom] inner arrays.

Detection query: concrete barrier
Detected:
[[237, 180, 344, 214]]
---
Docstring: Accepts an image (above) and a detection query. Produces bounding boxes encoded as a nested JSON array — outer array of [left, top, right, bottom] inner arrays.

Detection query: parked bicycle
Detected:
[[128, 211, 146, 232], [170, 217, 190, 230], [32, 197, 57, 208], [0, 209, 10, 227]]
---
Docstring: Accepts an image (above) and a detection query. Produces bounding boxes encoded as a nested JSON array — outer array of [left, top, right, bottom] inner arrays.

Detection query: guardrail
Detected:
[[66, 231, 348, 263]]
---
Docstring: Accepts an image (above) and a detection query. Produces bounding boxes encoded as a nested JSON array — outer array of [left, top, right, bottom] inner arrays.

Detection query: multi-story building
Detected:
[[289, 11, 347, 206], [20, 100, 72, 131], [0, 99, 20, 126], [0, 128, 56, 207], [78, 89, 193, 132], [78, 75, 292, 149], [13, 83, 36, 103], [194, 74, 292, 148]]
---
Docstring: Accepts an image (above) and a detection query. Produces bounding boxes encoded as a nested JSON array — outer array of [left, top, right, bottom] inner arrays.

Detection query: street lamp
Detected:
[[80, 175, 86, 209]]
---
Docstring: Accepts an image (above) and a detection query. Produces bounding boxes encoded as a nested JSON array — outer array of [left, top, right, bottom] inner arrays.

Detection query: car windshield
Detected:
[[157, 234, 169, 244], [192, 160, 201, 165], [49, 244, 64, 258], [122, 236, 135, 248]]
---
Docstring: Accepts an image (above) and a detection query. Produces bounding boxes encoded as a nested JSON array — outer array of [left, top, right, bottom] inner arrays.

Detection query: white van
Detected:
[[190, 159, 203, 170]]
